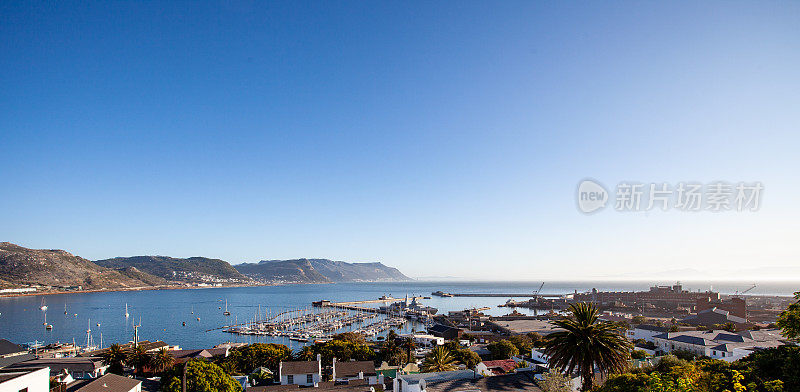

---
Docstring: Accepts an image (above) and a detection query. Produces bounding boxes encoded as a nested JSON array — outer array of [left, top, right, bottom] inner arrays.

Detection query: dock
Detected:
[[432, 291, 565, 298]]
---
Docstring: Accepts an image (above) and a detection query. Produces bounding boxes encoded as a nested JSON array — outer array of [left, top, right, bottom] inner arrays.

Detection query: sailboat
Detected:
[[125, 303, 129, 318], [223, 299, 231, 316], [44, 312, 52, 329], [40, 298, 47, 312]]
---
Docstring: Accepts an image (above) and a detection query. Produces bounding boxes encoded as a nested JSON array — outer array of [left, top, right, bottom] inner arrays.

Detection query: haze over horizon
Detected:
[[2, 2, 799, 281]]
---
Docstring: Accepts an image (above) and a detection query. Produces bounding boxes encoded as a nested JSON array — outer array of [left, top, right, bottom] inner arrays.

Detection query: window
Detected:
[[307, 374, 314, 383], [287, 375, 294, 384]]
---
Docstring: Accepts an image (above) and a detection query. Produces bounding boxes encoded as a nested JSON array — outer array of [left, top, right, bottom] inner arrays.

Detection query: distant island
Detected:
[[0, 242, 411, 296]]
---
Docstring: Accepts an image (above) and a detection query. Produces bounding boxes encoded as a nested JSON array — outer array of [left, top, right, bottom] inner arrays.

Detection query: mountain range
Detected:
[[234, 258, 411, 283], [0, 242, 410, 291]]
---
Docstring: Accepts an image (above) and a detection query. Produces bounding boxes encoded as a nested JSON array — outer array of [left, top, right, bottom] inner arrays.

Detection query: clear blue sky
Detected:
[[2, 1, 799, 280]]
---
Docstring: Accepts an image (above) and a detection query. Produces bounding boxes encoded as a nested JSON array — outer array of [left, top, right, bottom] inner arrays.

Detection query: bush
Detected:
[[630, 350, 649, 359]]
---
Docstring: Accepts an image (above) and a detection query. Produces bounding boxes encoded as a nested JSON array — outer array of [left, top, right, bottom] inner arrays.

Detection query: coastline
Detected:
[[0, 279, 416, 299]]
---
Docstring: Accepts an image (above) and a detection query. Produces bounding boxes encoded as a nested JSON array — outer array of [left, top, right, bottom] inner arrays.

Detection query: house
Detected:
[[475, 359, 519, 376], [0, 339, 36, 369], [7, 357, 107, 379], [626, 325, 670, 343], [70, 373, 142, 392], [653, 329, 785, 361], [427, 325, 462, 340], [424, 371, 542, 392], [398, 334, 444, 348], [0, 367, 50, 392], [279, 356, 322, 386], [332, 359, 384, 385], [392, 369, 478, 392], [680, 308, 747, 326]]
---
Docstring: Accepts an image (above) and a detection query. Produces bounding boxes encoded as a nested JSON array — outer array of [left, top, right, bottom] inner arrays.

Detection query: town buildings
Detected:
[[652, 329, 786, 361]]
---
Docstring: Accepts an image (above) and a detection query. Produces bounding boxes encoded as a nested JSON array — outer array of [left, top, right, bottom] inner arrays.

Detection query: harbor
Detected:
[[218, 295, 438, 343]]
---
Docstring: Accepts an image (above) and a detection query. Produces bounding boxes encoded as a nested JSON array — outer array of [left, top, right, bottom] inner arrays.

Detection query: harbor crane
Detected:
[[534, 282, 545, 297], [734, 284, 757, 296]]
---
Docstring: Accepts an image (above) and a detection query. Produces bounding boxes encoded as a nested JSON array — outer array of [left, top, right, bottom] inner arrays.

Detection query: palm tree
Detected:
[[420, 346, 457, 372], [401, 337, 416, 365], [101, 344, 127, 374], [381, 338, 403, 365], [543, 302, 632, 391], [149, 348, 174, 374], [127, 345, 152, 376]]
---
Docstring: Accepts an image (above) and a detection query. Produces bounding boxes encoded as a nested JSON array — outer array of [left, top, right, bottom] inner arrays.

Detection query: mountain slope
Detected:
[[94, 255, 247, 283], [234, 258, 410, 283], [0, 242, 158, 290]]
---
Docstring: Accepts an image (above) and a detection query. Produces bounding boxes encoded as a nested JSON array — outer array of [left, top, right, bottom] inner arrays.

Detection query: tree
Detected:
[[161, 360, 240, 392], [226, 343, 292, 374], [453, 348, 481, 368], [402, 337, 416, 365], [539, 369, 573, 392], [314, 338, 374, 363], [487, 340, 519, 360], [150, 348, 175, 374], [420, 346, 457, 372], [543, 302, 632, 391], [527, 332, 543, 346], [295, 346, 316, 361], [777, 291, 800, 341], [380, 338, 404, 366], [101, 344, 127, 374], [509, 335, 533, 354], [128, 345, 152, 376]]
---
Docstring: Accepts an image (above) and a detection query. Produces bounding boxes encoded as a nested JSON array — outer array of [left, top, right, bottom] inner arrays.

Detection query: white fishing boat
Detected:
[[125, 303, 129, 318]]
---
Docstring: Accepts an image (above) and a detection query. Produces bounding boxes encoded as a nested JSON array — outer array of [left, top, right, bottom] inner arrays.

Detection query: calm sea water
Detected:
[[0, 281, 797, 351]]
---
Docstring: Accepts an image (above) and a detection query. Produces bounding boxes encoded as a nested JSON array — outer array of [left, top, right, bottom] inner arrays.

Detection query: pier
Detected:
[[432, 291, 566, 298]]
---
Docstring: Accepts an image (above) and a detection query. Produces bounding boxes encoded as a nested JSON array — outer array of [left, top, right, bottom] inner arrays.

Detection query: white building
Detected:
[[0, 367, 50, 392], [626, 325, 669, 343], [398, 334, 444, 348], [653, 329, 785, 362], [279, 356, 322, 386]]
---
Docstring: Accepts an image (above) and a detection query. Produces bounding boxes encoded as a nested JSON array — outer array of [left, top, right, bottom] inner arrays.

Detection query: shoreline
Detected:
[[0, 280, 416, 299], [0, 283, 270, 298]]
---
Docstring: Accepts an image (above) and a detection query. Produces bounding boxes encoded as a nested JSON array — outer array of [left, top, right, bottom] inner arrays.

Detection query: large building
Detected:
[[572, 283, 722, 310]]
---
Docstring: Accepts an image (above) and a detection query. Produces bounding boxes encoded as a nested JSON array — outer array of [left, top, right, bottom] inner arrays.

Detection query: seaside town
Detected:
[[2, 283, 799, 392], [4, 1, 800, 392]]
